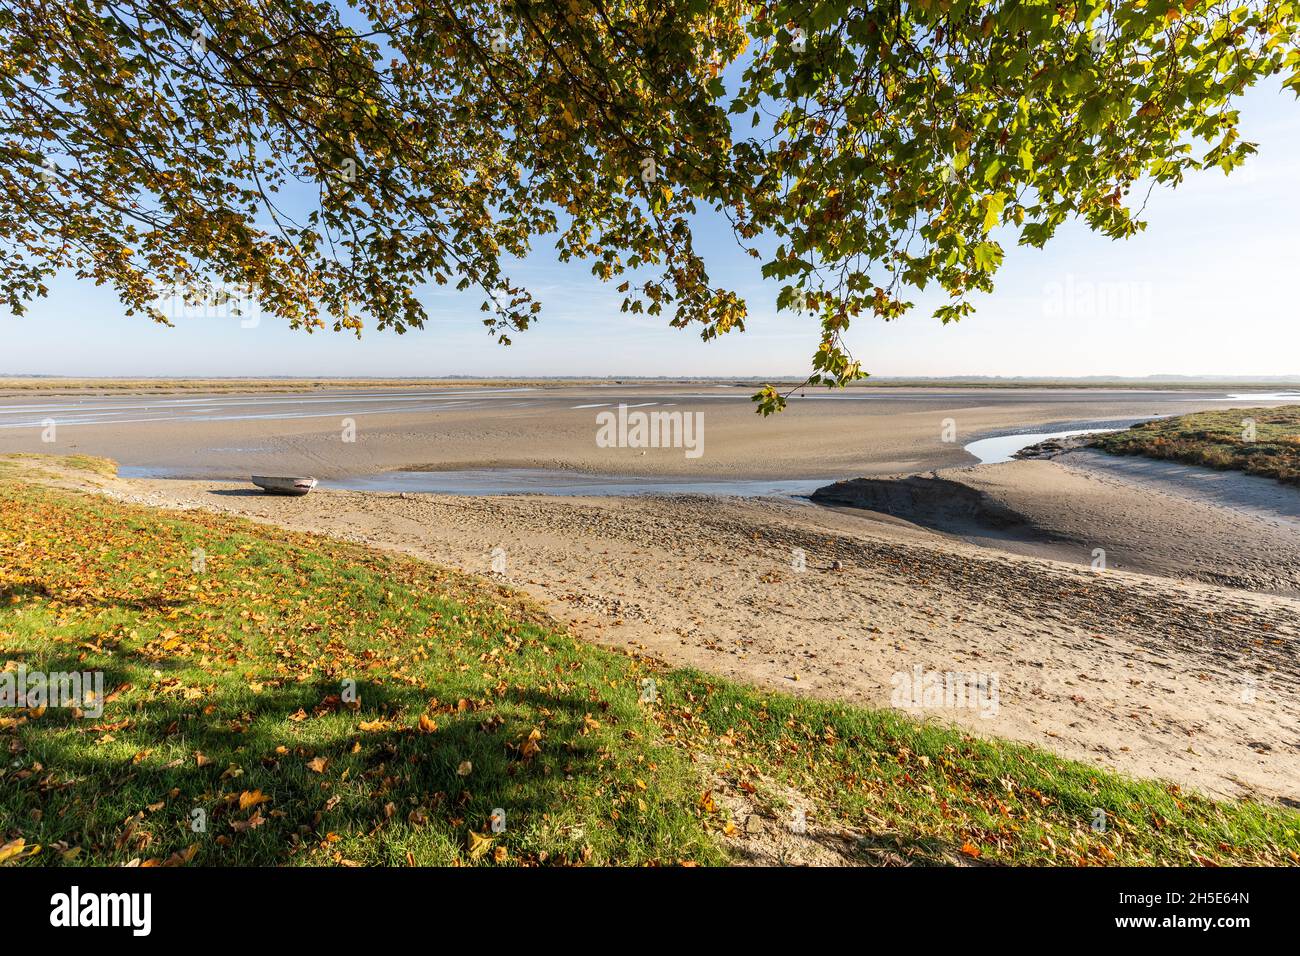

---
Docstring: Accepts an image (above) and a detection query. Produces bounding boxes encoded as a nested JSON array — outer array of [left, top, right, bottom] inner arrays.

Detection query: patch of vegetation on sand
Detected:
[[1090, 406, 1300, 486], [2, 457, 1297, 866]]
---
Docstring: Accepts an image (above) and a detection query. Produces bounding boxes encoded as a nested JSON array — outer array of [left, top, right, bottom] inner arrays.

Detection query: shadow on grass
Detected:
[[10, 675, 620, 866], [1, 579, 186, 613]]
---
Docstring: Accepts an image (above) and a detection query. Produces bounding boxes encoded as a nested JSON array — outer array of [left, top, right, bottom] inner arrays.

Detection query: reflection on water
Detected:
[[120, 465, 825, 498], [320, 469, 825, 498], [963, 428, 1118, 465], [1216, 392, 1300, 402]]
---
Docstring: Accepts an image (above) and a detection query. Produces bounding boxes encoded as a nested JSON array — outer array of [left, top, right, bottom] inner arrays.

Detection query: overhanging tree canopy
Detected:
[[2, 0, 1296, 411]]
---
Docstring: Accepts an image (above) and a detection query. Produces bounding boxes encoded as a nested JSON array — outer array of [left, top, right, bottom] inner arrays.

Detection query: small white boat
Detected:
[[250, 475, 318, 496]]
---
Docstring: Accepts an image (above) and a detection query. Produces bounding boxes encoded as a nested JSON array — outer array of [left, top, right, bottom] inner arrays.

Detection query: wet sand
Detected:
[[817, 453, 1300, 596], [2, 383, 1296, 480]]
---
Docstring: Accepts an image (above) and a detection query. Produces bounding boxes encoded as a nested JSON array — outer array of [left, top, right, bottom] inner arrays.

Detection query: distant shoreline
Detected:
[[3, 375, 1300, 397]]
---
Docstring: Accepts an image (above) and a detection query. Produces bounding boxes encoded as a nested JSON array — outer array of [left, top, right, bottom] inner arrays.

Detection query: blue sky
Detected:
[[5, 81, 1299, 379]]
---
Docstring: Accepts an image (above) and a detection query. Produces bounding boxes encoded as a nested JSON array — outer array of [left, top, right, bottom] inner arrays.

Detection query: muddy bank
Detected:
[[811, 474, 1033, 535], [812, 459, 1300, 598]]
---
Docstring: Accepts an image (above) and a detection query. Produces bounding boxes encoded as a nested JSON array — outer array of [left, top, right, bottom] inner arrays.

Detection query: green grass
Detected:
[[2, 457, 1297, 866], [1091, 406, 1300, 486]]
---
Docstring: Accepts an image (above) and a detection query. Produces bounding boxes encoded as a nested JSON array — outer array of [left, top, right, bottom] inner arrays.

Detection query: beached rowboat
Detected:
[[250, 475, 318, 496]]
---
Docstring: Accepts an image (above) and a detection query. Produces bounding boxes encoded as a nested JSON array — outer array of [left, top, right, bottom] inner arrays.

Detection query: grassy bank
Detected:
[[2, 457, 1297, 866], [1090, 406, 1300, 486]]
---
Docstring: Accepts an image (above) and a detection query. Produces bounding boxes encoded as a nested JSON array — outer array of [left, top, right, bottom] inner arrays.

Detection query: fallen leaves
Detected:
[[8, 475, 1294, 873], [141, 844, 198, 867], [517, 726, 543, 760]]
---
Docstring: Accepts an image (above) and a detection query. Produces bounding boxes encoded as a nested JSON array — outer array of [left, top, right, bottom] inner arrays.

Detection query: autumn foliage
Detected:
[[3, 2, 1299, 410]]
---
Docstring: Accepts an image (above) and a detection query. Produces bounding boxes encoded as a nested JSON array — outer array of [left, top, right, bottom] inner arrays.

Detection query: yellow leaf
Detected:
[[0, 838, 37, 865], [238, 789, 269, 810], [467, 830, 494, 860]]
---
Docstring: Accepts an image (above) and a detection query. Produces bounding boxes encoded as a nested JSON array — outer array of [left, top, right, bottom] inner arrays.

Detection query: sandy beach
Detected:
[[4, 383, 1296, 480], [12, 1, 1300, 891], [39, 446, 1294, 806], [7, 383, 1298, 805]]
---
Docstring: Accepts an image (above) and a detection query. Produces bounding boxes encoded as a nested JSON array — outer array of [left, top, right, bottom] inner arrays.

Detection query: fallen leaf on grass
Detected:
[[467, 830, 494, 861], [230, 811, 266, 833], [142, 845, 198, 867], [239, 789, 270, 810], [518, 727, 543, 759], [306, 757, 328, 774], [0, 838, 39, 865]]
